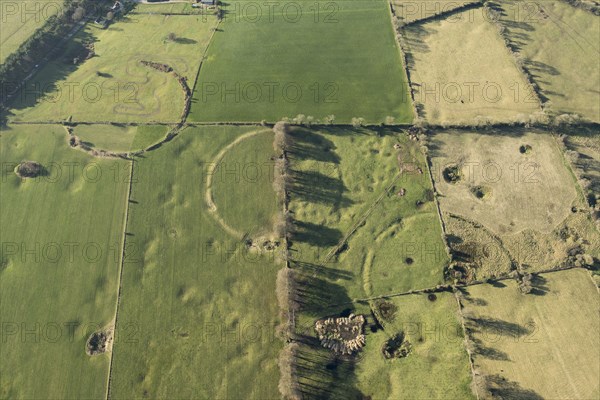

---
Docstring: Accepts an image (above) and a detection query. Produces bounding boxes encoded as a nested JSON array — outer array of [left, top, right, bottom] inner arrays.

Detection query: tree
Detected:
[[106, 11, 114, 21], [167, 32, 177, 42], [351, 117, 365, 127], [72, 6, 85, 22], [273, 121, 291, 153]]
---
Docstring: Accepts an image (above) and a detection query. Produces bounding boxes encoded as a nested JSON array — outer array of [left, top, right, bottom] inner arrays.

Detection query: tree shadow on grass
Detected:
[[5, 29, 98, 115], [288, 128, 340, 164], [292, 260, 354, 281], [294, 337, 365, 400], [289, 169, 353, 208], [485, 374, 544, 400], [292, 221, 343, 248], [291, 269, 365, 399], [172, 37, 197, 45], [529, 274, 549, 296], [471, 337, 511, 361], [467, 317, 531, 338]]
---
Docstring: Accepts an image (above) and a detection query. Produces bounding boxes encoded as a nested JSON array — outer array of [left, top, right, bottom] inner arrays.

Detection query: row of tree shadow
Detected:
[[279, 127, 369, 399]]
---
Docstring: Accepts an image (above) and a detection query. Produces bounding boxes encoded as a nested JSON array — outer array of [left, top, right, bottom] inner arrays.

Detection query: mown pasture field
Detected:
[[356, 292, 474, 399], [461, 268, 600, 399], [0, 125, 129, 399], [288, 127, 448, 301], [7, 13, 217, 123], [0, 0, 64, 63], [189, 0, 413, 124], [496, 0, 600, 122], [72, 124, 170, 153], [108, 126, 282, 399], [130, 2, 205, 14], [403, 6, 539, 125], [429, 129, 600, 276]]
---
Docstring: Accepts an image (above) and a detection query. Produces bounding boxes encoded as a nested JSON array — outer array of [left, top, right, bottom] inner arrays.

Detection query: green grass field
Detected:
[[131, 2, 205, 14], [209, 129, 280, 237], [0, 125, 129, 399], [461, 268, 600, 399], [496, 0, 600, 122], [2, 1, 600, 398], [356, 293, 474, 399], [73, 124, 171, 153], [288, 127, 448, 299], [108, 126, 282, 399], [403, 6, 539, 125], [189, 0, 413, 124], [0, 0, 63, 63], [7, 13, 217, 123]]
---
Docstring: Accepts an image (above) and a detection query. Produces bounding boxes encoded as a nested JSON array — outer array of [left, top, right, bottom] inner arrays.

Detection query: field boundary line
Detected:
[[105, 159, 136, 400], [387, 1, 418, 121], [425, 153, 452, 258], [453, 290, 481, 400], [302, 265, 587, 311], [188, 16, 222, 119]]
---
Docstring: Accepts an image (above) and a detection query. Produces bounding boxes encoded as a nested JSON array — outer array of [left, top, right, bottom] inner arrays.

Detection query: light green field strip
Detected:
[[0, 124, 130, 399], [73, 124, 171, 153], [108, 125, 282, 399]]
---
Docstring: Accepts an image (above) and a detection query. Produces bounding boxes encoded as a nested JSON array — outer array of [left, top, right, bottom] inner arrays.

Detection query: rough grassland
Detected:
[[8, 13, 217, 123], [73, 124, 171, 153], [404, 7, 539, 125], [0, 0, 63, 63], [497, 0, 600, 121], [392, 0, 480, 24], [108, 126, 281, 399], [0, 125, 129, 399], [189, 0, 413, 124], [357, 293, 474, 399], [462, 269, 600, 400], [289, 127, 448, 301], [430, 129, 600, 273]]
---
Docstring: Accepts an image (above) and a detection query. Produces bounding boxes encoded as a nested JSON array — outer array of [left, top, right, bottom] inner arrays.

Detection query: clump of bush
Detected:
[[519, 144, 532, 154], [376, 300, 398, 322], [470, 185, 490, 200], [14, 161, 45, 178], [382, 332, 412, 359], [443, 165, 461, 184], [85, 330, 111, 356]]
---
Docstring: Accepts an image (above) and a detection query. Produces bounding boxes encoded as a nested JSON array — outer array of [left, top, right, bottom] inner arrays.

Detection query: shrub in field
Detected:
[[382, 332, 412, 359], [14, 161, 45, 178]]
